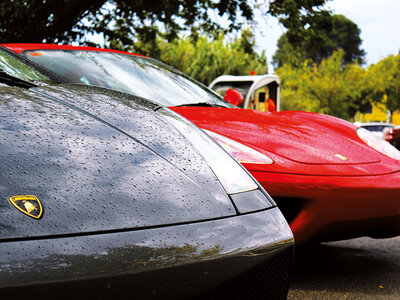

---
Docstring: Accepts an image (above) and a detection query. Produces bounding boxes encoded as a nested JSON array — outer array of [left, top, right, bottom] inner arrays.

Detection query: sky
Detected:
[[254, 0, 400, 71]]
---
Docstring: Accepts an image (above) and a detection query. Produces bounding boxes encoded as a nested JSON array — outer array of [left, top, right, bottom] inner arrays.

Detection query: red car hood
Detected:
[[169, 107, 400, 176]]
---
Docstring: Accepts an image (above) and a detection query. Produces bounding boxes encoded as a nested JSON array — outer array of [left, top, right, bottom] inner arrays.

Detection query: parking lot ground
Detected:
[[287, 236, 400, 300]]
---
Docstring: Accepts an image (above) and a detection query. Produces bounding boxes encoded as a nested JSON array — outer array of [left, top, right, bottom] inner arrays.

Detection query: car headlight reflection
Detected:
[[357, 127, 400, 160], [202, 129, 274, 165]]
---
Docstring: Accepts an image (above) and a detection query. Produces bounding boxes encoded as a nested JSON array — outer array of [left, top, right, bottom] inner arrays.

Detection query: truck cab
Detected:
[[209, 74, 280, 112]]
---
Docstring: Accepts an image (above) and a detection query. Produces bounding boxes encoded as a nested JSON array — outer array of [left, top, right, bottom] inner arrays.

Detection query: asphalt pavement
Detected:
[[288, 236, 400, 300]]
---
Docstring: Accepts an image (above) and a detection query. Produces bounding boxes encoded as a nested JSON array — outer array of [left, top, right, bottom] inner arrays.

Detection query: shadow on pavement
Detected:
[[288, 237, 400, 299]]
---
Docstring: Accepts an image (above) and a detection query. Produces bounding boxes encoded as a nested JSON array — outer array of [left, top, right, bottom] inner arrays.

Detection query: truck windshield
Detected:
[[21, 50, 234, 108], [211, 81, 253, 99]]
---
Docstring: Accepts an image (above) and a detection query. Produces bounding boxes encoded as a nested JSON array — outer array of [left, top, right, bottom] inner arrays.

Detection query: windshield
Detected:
[[0, 47, 53, 85], [21, 50, 234, 107], [362, 124, 394, 132], [211, 81, 253, 100]]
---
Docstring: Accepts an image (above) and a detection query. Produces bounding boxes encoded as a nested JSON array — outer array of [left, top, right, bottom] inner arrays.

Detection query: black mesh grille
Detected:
[[273, 197, 303, 224], [198, 246, 293, 300]]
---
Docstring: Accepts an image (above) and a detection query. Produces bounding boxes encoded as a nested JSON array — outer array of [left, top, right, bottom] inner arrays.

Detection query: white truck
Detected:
[[209, 74, 280, 112]]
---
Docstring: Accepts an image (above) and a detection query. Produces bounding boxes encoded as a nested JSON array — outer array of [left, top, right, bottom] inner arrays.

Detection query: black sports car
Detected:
[[0, 46, 293, 299]]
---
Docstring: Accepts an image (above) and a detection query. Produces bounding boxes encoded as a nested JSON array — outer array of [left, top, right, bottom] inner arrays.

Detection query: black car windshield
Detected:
[[21, 50, 234, 107], [211, 81, 253, 100], [362, 124, 394, 131], [0, 47, 54, 85]]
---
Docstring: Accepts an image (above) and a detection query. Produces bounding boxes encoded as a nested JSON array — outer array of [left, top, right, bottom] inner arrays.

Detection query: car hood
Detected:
[[170, 107, 400, 175], [0, 85, 235, 240]]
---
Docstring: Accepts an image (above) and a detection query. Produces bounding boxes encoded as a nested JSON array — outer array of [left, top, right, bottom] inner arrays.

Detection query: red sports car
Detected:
[[5, 43, 400, 245]]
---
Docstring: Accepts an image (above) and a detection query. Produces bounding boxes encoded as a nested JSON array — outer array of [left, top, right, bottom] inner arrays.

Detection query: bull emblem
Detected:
[[9, 195, 43, 219]]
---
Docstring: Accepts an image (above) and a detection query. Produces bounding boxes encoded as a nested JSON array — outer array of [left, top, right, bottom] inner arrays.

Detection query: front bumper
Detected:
[[251, 170, 400, 245], [0, 208, 293, 299]]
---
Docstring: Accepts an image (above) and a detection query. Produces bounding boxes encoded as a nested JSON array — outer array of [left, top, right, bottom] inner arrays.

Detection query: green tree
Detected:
[[276, 50, 368, 120], [152, 31, 268, 85], [269, 0, 330, 48], [0, 0, 253, 45], [365, 54, 400, 114], [271, 34, 301, 68], [1, 0, 329, 50], [273, 14, 365, 67]]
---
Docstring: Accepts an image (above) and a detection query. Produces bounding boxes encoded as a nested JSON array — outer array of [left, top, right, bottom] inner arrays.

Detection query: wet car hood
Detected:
[[0, 85, 235, 240], [170, 107, 400, 176], [171, 107, 380, 164]]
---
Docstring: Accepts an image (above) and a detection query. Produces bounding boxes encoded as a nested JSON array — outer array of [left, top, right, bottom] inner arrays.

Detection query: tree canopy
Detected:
[[0, 0, 255, 44], [273, 14, 365, 67], [156, 30, 268, 85], [1, 0, 331, 50], [365, 54, 400, 113], [276, 50, 369, 120]]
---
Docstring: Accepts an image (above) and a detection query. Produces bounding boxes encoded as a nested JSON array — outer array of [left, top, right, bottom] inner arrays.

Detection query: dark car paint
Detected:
[[0, 85, 241, 239], [0, 47, 294, 298], [0, 208, 293, 299]]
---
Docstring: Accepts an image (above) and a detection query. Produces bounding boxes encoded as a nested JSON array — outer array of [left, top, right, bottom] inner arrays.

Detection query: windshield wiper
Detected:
[[0, 69, 36, 89], [175, 102, 228, 108]]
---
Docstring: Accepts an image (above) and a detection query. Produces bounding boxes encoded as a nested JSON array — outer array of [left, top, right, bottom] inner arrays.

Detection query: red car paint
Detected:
[[4, 43, 400, 244], [3, 43, 146, 57], [171, 107, 400, 243]]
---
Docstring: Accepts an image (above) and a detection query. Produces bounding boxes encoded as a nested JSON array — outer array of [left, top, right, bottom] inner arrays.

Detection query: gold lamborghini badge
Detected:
[[9, 195, 43, 219]]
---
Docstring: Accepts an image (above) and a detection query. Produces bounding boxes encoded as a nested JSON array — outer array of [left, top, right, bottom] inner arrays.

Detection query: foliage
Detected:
[[146, 30, 268, 85], [272, 34, 301, 68], [0, 0, 105, 44], [276, 50, 369, 120], [268, 0, 330, 48], [0, 0, 254, 45], [273, 14, 365, 67], [1, 0, 330, 50], [365, 54, 400, 113], [268, 0, 328, 28]]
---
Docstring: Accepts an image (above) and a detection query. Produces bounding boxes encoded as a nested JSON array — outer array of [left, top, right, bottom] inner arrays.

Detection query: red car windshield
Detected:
[[21, 49, 233, 107]]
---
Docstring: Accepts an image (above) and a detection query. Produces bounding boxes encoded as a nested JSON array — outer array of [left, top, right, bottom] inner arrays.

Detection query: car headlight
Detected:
[[157, 108, 258, 194], [203, 129, 274, 165], [357, 127, 400, 160]]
